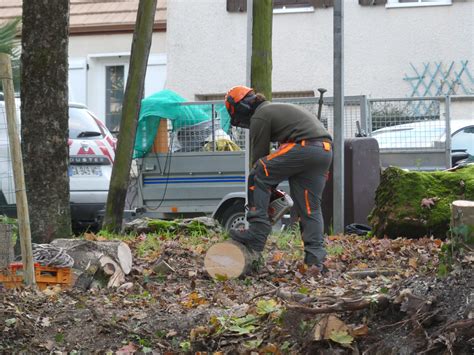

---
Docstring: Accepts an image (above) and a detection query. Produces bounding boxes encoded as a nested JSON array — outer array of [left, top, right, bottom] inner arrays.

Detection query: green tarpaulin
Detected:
[[133, 90, 231, 158]]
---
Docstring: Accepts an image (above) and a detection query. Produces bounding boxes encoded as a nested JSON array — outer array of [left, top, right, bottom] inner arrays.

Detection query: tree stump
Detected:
[[204, 240, 261, 279], [451, 200, 474, 241]]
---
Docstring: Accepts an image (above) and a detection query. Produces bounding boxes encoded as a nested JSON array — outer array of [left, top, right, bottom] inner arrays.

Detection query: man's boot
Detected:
[[304, 253, 328, 274], [229, 229, 266, 252]]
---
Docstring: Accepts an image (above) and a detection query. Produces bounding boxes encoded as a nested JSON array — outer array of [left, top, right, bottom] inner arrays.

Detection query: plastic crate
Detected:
[[0, 262, 72, 290]]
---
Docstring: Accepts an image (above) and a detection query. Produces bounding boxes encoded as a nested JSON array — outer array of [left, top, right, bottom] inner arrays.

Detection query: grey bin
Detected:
[[321, 137, 381, 233]]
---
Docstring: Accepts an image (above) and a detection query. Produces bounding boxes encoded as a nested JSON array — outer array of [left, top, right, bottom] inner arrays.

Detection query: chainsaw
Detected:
[[268, 189, 293, 225]]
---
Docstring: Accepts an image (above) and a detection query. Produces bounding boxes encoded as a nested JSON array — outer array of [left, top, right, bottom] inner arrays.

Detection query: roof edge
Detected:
[[70, 22, 166, 35]]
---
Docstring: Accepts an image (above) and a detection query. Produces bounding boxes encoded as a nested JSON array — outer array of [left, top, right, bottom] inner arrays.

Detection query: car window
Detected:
[[69, 107, 103, 139], [452, 126, 474, 155]]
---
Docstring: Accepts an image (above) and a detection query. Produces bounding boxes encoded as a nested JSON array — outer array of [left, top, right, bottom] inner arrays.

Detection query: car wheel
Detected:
[[221, 201, 246, 231]]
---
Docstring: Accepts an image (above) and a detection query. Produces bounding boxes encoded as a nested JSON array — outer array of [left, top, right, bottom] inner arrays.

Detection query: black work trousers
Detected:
[[247, 140, 333, 266]]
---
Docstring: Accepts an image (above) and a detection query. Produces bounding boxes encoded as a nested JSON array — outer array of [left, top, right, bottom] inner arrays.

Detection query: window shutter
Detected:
[[310, 0, 334, 8], [358, 0, 387, 5], [227, 0, 247, 12]]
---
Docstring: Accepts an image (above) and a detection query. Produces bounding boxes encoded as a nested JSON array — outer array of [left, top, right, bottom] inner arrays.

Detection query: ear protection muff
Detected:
[[228, 93, 256, 128]]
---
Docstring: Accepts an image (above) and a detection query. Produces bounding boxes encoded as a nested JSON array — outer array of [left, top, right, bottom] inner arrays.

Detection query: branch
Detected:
[[286, 294, 390, 314]]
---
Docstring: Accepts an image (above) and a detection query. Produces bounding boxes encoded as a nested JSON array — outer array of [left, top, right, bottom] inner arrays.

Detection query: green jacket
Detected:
[[250, 101, 332, 165]]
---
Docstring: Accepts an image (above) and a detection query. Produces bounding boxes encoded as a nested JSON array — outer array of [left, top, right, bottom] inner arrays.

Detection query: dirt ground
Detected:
[[1, 227, 473, 354]]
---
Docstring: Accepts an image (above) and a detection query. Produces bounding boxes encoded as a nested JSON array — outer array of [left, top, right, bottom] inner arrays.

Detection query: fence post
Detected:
[[359, 95, 368, 135], [0, 53, 36, 287], [445, 95, 452, 169]]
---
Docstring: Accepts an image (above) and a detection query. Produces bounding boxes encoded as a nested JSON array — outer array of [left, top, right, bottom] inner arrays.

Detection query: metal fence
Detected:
[[167, 95, 367, 154], [366, 95, 474, 170]]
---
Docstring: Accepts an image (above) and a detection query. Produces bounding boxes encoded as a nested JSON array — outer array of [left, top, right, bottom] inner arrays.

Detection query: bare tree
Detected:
[[21, 1, 71, 243]]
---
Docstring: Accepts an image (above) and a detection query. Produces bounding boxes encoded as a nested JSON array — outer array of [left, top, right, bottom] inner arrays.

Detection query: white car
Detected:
[[0, 100, 116, 229], [371, 119, 474, 166]]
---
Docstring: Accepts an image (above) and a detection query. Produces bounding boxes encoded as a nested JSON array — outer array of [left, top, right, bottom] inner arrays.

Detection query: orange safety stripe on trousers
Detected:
[[259, 159, 269, 177], [267, 143, 296, 161], [304, 189, 311, 215]]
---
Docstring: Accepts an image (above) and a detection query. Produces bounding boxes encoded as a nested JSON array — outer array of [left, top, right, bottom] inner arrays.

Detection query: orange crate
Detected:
[[0, 263, 72, 290]]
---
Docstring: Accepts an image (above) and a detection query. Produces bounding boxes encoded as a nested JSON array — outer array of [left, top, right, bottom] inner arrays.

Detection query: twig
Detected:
[[249, 288, 277, 302], [287, 294, 390, 314], [345, 269, 398, 279]]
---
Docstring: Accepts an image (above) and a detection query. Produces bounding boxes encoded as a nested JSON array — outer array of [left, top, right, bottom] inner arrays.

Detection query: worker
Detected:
[[224, 85, 333, 270]]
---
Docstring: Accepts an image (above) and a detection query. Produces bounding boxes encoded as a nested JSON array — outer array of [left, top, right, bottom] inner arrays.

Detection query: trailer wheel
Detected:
[[221, 200, 246, 232]]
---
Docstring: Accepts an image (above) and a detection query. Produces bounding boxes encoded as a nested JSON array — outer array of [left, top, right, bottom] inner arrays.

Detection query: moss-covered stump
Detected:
[[369, 165, 474, 238]]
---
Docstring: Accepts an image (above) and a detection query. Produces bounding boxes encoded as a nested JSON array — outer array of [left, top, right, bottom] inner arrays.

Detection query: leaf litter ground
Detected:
[[1, 226, 472, 354]]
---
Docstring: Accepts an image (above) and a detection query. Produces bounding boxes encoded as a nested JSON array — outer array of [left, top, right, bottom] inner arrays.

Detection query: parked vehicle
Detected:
[[0, 101, 116, 229], [371, 119, 474, 169]]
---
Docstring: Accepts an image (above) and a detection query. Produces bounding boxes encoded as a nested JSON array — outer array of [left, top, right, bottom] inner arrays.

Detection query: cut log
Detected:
[[50, 239, 132, 289], [451, 200, 474, 239], [204, 240, 261, 279], [50, 239, 132, 274]]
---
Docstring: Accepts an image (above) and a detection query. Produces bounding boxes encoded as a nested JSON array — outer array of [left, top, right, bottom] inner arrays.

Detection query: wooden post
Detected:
[[0, 53, 36, 287]]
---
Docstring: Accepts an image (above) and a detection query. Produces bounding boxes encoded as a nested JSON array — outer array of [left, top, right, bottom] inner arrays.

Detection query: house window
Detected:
[[227, 0, 333, 13], [386, 0, 452, 8], [105, 65, 124, 134], [273, 0, 314, 9]]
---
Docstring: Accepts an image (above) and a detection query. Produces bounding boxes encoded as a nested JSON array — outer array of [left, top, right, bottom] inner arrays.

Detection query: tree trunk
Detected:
[[251, 0, 272, 100], [102, 0, 158, 233], [21, 1, 71, 243]]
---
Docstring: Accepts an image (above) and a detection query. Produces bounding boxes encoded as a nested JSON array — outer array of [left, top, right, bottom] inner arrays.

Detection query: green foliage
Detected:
[[274, 224, 301, 250], [438, 224, 473, 277], [256, 299, 281, 316], [54, 333, 65, 343], [0, 18, 20, 56], [0, 215, 18, 246], [327, 244, 344, 256]]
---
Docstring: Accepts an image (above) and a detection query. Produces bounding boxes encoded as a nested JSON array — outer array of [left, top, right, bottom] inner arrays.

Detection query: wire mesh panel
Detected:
[[0, 102, 18, 206], [163, 96, 366, 154], [367, 97, 453, 170], [0, 223, 14, 269], [172, 102, 245, 152], [277, 96, 366, 139], [368, 97, 446, 150]]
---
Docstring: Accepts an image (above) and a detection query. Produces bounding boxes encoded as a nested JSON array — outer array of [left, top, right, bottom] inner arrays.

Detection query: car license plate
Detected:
[[70, 166, 102, 176]]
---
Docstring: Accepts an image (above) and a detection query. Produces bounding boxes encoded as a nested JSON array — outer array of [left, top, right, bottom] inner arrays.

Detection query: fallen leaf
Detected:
[[351, 324, 369, 337], [408, 258, 418, 269], [330, 330, 354, 346], [272, 251, 284, 263], [116, 342, 138, 355]]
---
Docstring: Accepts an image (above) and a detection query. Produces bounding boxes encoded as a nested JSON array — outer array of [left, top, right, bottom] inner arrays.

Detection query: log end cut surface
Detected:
[[204, 241, 248, 279]]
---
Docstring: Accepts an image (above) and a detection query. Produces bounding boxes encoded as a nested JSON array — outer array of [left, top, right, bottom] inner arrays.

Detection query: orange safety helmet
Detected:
[[224, 85, 255, 128], [225, 85, 253, 115]]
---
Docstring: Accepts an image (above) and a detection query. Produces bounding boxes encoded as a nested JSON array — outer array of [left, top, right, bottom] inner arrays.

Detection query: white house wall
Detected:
[[68, 32, 167, 123], [166, 0, 473, 100]]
